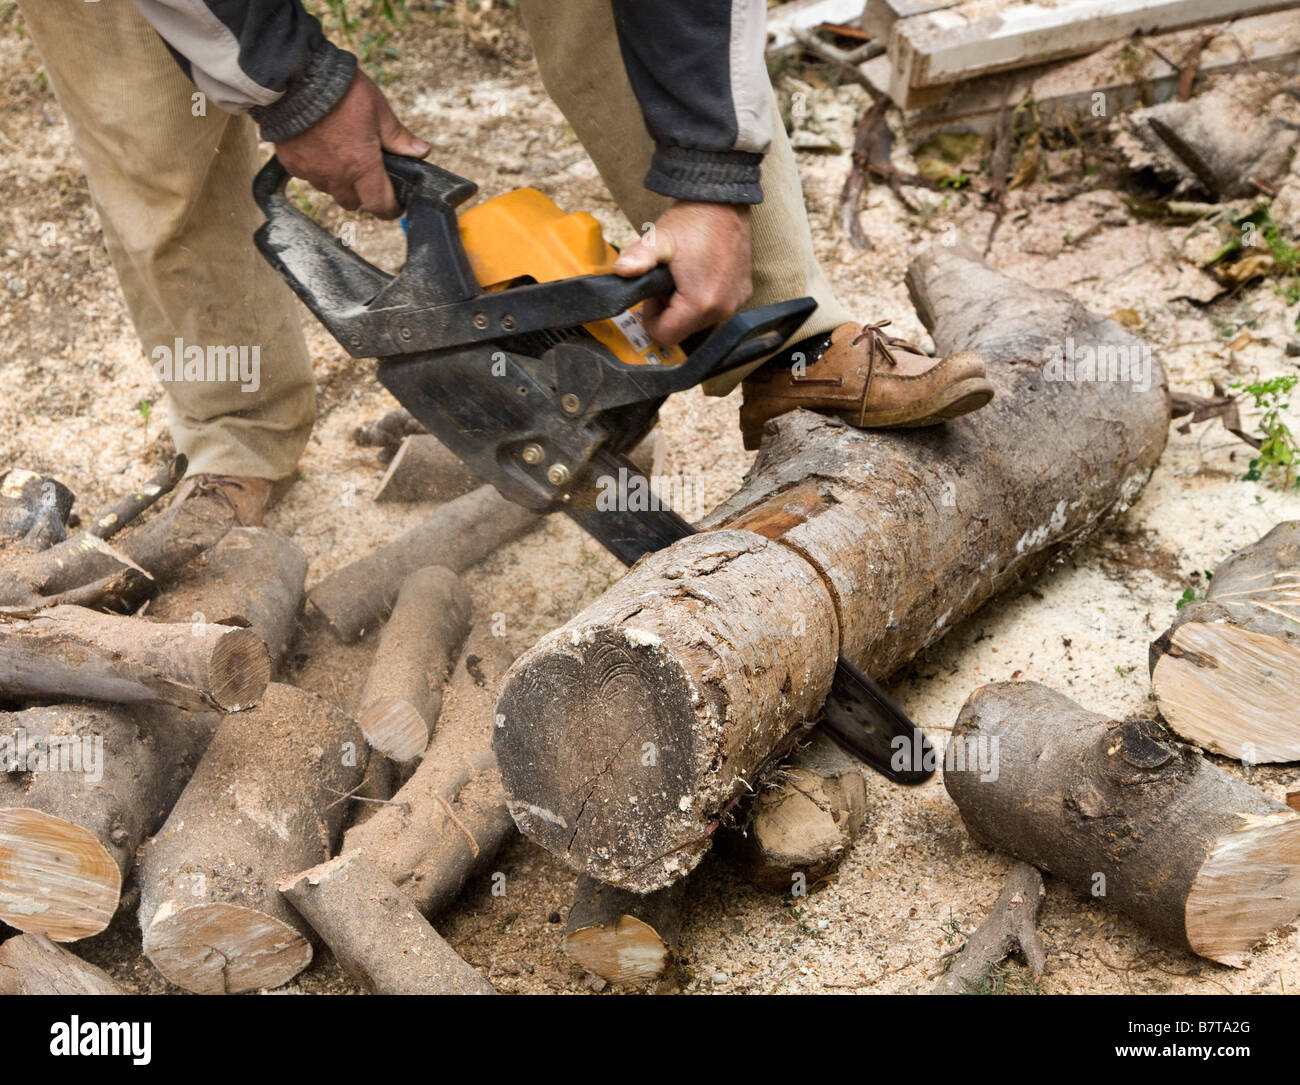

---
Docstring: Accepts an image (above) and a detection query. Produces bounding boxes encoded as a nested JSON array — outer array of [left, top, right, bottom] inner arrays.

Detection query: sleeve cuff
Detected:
[[250, 40, 358, 143], [644, 145, 764, 204]]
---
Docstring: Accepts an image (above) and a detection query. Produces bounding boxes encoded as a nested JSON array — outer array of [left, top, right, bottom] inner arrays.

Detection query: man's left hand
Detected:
[[612, 201, 753, 346]]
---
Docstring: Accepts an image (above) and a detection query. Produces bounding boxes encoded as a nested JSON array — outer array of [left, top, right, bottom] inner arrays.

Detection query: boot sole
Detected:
[[740, 378, 995, 450]]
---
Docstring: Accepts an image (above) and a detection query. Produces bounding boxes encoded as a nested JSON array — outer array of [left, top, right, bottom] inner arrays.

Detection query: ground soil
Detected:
[[2, 2, 1299, 995]]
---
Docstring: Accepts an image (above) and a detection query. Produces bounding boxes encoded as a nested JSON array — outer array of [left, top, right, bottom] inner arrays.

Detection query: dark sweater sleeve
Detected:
[[131, 0, 357, 141], [610, 0, 771, 204]]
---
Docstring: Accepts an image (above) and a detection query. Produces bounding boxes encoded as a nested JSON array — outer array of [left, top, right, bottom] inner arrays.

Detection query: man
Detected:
[[24, 0, 991, 523]]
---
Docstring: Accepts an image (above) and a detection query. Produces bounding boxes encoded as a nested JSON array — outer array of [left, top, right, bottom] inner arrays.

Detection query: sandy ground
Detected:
[[2, 3, 1300, 995]]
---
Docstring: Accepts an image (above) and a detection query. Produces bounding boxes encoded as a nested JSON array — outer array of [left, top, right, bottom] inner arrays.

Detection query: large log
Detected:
[[145, 527, 308, 667], [494, 245, 1170, 891], [357, 566, 471, 761], [0, 704, 218, 941], [945, 681, 1300, 967], [0, 605, 269, 712], [340, 623, 516, 915], [136, 683, 365, 993], [279, 853, 494, 994], [0, 933, 123, 994], [1151, 521, 1300, 763]]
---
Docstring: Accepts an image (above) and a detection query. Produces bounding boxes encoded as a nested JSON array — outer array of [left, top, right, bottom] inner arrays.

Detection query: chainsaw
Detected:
[[252, 153, 934, 785]]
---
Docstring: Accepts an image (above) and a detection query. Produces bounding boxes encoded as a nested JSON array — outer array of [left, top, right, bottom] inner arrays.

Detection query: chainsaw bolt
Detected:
[[399, 326, 412, 341], [521, 443, 545, 465], [547, 464, 571, 487], [501, 314, 517, 331], [561, 393, 581, 414], [473, 312, 490, 330]]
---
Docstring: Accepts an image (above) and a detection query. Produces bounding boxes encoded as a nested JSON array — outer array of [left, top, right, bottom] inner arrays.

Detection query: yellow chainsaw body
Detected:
[[457, 187, 685, 367]]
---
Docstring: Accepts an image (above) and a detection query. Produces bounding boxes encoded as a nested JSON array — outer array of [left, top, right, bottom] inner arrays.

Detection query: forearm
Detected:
[[610, 0, 771, 205], [131, 0, 356, 140]]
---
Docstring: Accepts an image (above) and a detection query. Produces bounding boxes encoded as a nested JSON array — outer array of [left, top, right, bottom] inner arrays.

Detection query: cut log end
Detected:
[[563, 915, 674, 986], [142, 899, 313, 994], [0, 807, 120, 941], [498, 626, 713, 890], [208, 626, 273, 711], [1153, 620, 1300, 763], [1186, 811, 1300, 967], [358, 697, 429, 763]]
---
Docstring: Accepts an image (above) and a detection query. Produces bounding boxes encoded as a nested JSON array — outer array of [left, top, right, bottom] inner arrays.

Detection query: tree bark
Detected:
[[357, 566, 471, 761], [1151, 521, 1300, 763], [308, 485, 536, 643], [278, 853, 494, 994], [0, 703, 218, 942], [945, 681, 1300, 967], [0, 933, 123, 994], [144, 527, 308, 667], [340, 623, 516, 915], [374, 435, 481, 504], [136, 683, 366, 993], [562, 877, 684, 987], [722, 731, 872, 892], [0, 605, 269, 712], [495, 245, 1171, 892]]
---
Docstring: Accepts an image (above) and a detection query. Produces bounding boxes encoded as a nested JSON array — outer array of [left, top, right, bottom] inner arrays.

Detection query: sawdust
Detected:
[[1, 6, 1299, 994]]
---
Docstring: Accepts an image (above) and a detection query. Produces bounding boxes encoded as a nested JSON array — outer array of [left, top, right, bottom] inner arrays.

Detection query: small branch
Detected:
[[932, 862, 1047, 994], [87, 454, 187, 540], [791, 27, 884, 99]]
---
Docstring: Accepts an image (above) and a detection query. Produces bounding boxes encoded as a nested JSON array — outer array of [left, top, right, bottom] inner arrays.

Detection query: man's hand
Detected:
[[275, 70, 429, 219], [612, 201, 753, 346]]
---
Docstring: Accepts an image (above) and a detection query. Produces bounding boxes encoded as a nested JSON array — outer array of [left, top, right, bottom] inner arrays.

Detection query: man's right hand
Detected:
[[274, 69, 430, 219]]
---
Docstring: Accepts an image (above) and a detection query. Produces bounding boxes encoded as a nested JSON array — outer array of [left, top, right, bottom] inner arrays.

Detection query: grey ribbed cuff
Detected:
[[251, 41, 358, 143], [644, 145, 764, 205]]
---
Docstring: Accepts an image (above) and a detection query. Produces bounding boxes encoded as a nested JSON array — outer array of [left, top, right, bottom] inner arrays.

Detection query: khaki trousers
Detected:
[[17, 0, 315, 480]]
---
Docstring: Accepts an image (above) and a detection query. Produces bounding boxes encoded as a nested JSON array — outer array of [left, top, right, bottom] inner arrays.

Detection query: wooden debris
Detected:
[[357, 566, 471, 761], [932, 863, 1046, 993], [945, 682, 1300, 967], [308, 485, 537, 643], [279, 853, 494, 994], [374, 435, 481, 504], [864, 11, 1300, 135], [342, 624, 516, 915], [887, 0, 1292, 105], [352, 408, 426, 457], [562, 877, 684, 988], [723, 731, 872, 891], [144, 527, 307, 666], [136, 684, 366, 993], [495, 244, 1170, 892], [0, 703, 218, 941], [1151, 522, 1300, 763], [766, 0, 870, 53], [0, 933, 123, 995], [0, 605, 269, 712], [0, 470, 74, 551], [1122, 85, 1300, 200]]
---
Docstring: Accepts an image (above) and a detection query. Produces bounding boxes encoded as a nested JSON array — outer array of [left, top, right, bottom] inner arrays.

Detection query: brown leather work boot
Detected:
[[172, 473, 295, 527], [739, 321, 993, 451]]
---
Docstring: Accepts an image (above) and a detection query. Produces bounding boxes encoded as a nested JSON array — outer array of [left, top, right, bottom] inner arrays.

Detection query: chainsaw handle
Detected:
[[253, 153, 677, 353]]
